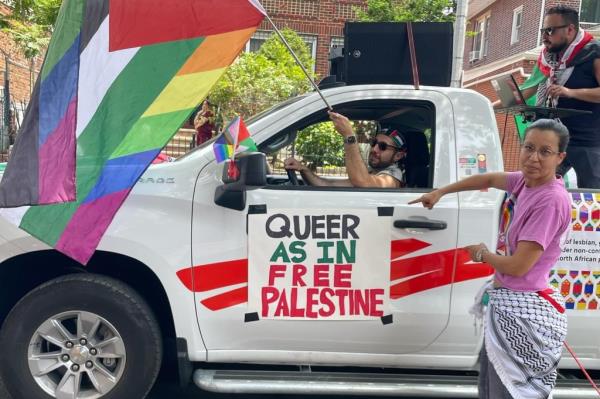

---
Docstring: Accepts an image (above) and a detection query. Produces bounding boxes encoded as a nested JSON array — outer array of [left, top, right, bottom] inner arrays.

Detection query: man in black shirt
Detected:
[[522, 6, 600, 188]]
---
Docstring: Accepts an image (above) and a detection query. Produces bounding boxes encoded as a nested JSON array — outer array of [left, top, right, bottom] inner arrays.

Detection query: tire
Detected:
[[0, 273, 162, 399]]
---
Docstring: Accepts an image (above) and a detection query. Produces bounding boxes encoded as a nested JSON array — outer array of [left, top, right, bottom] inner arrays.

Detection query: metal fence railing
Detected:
[[0, 86, 28, 162]]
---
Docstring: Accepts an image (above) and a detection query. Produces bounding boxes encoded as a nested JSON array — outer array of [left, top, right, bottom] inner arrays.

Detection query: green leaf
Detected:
[[209, 29, 314, 122], [295, 122, 345, 168], [356, 0, 456, 22], [1, 0, 60, 59]]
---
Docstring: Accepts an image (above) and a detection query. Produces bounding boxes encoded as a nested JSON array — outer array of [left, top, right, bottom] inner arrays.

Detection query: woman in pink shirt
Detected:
[[410, 119, 571, 399]]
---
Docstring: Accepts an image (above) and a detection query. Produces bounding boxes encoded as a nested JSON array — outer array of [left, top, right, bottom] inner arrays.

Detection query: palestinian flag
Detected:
[[0, 0, 266, 264], [213, 116, 257, 163], [514, 65, 546, 141]]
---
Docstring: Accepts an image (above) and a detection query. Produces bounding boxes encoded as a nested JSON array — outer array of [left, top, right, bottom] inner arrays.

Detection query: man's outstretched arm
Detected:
[[329, 112, 400, 188]]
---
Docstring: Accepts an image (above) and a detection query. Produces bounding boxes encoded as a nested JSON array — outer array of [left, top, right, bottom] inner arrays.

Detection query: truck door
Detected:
[[190, 90, 461, 361]]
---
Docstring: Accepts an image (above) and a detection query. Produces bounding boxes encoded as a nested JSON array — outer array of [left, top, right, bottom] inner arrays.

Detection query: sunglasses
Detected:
[[369, 138, 400, 152], [540, 24, 569, 36]]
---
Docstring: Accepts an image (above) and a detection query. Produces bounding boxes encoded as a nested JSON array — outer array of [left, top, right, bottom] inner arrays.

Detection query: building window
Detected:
[[470, 14, 491, 62], [483, 16, 491, 56], [511, 6, 523, 44], [245, 31, 317, 71], [330, 36, 344, 48], [300, 34, 318, 65], [470, 21, 482, 61], [246, 30, 272, 53], [580, 0, 600, 23]]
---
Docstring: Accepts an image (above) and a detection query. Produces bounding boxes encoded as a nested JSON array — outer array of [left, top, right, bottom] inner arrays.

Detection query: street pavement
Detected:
[[0, 377, 370, 399], [0, 380, 406, 399], [2, 379, 208, 398], [0, 376, 470, 399]]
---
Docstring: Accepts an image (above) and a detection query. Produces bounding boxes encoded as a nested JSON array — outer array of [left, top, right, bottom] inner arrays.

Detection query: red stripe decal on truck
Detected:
[[200, 287, 248, 311], [176, 258, 248, 292], [391, 238, 431, 259], [391, 247, 493, 299], [177, 239, 494, 311]]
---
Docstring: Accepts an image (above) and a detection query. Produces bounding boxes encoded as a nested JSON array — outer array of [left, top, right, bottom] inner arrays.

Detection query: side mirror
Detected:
[[214, 152, 267, 210]]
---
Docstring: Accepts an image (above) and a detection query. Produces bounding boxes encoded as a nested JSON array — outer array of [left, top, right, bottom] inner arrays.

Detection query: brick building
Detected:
[[0, 0, 369, 104], [248, 0, 368, 79], [8, 0, 599, 166], [462, 0, 600, 170], [0, 3, 43, 98], [0, 3, 39, 102], [0, 1, 43, 157]]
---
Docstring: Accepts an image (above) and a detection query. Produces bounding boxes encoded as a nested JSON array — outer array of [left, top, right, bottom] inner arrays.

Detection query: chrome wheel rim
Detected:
[[27, 310, 126, 399]]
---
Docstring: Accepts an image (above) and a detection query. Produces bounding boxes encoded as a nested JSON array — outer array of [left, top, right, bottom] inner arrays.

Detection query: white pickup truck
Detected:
[[0, 84, 599, 399]]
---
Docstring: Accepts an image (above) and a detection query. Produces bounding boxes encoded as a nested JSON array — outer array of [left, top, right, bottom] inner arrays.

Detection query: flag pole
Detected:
[[231, 117, 240, 162], [264, 14, 333, 111], [228, 117, 241, 180]]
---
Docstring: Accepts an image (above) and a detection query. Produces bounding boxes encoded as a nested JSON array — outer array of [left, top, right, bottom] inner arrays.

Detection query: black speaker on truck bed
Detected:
[[343, 22, 453, 87]]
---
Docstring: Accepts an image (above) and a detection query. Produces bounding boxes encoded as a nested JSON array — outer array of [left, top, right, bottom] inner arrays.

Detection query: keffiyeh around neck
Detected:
[[536, 29, 594, 107]]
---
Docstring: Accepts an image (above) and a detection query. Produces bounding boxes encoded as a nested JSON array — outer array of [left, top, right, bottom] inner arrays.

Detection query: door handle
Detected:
[[394, 219, 447, 230]]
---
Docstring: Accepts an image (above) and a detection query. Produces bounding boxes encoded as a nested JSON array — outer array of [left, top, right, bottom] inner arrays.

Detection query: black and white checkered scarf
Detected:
[[485, 287, 567, 399]]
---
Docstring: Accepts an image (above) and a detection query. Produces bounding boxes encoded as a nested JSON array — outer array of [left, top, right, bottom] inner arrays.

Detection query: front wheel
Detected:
[[0, 274, 162, 399]]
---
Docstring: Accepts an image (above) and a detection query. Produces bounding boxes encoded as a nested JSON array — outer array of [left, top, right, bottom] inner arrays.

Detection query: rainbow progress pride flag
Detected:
[[213, 116, 257, 163], [0, 0, 265, 264]]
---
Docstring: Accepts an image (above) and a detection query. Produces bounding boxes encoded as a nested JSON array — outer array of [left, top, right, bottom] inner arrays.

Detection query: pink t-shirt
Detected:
[[494, 171, 571, 291]]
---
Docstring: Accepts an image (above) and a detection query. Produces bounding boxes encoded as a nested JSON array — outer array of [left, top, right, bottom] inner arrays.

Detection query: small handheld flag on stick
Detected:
[[213, 116, 257, 179]]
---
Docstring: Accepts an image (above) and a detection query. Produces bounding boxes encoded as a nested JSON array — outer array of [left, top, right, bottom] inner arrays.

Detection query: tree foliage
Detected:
[[209, 28, 314, 123], [356, 0, 455, 23], [295, 122, 344, 169], [1, 0, 61, 58], [2, 20, 50, 59], [11, 0, 61, 26]]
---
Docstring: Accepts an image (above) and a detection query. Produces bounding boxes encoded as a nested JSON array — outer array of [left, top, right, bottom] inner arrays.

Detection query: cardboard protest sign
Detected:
[[248, 209, 390, 320]]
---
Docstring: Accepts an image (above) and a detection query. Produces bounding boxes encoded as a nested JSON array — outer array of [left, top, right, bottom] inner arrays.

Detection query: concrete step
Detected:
[[168, 139, 193, 146], [194, 369, 600, 398], [174, 128, 195, 140], [163, 128, 197, 158], [162, 149, 188, 158], [164, 141, 192, 150], [174, 129, 195, 140]]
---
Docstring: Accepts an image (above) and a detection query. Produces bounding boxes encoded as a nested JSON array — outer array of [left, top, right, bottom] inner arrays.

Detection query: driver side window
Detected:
[[262, 99, 435, 190], [266, 120, 378, 184]]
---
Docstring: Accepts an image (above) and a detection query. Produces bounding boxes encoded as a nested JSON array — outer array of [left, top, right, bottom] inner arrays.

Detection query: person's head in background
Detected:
[[542, 6, 579, 54], [202, 98, 212, 113]]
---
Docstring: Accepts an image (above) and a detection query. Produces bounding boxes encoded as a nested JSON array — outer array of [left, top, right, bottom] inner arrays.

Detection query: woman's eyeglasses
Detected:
[[369, 138, 399, 152], [540, 25, 569, 36], [520, 144, 561, 159]]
